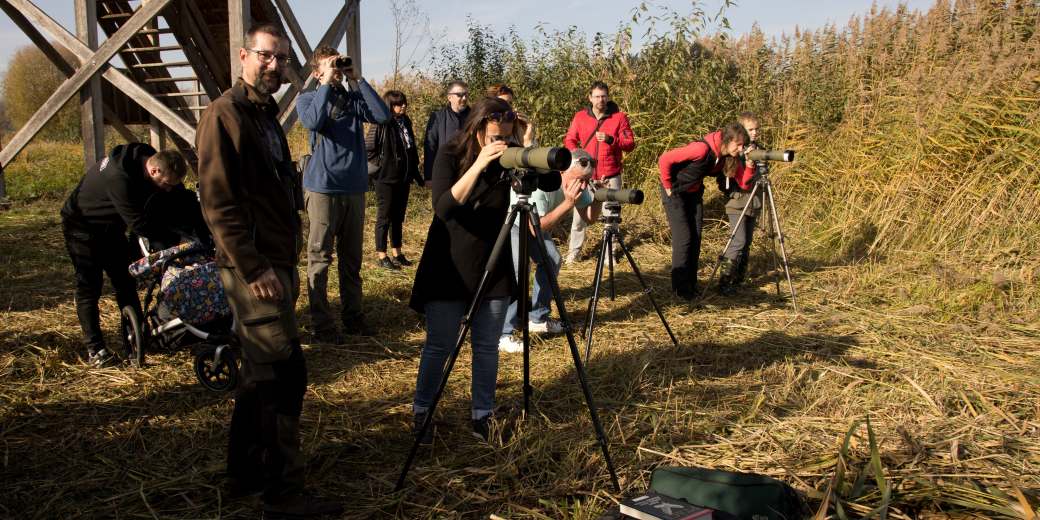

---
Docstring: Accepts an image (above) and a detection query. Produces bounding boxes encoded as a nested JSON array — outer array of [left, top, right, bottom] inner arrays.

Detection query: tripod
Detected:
[[583, 203, 678, 362], [702, 161, 798, 311], [396, 175, 621, 492]]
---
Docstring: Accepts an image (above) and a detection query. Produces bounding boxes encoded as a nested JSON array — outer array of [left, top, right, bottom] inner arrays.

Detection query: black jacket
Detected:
[[409, 146, 515, 313], [422, 106, 470, 180], [366, 115, 423, 186], [61, 143, 205, 246]]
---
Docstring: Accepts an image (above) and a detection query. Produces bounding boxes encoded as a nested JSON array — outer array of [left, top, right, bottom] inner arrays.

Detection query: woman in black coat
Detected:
[[365, 90, 424, 270]]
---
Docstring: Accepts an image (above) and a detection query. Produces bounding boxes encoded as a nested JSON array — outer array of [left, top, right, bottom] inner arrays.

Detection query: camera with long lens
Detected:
[[334, 55, 353, 69], [499, 146, 570, 195]]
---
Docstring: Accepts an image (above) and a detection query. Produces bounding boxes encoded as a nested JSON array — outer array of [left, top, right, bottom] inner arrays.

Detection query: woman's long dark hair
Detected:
[[448, 96, 514, 174], [720, 121, 750, 179]]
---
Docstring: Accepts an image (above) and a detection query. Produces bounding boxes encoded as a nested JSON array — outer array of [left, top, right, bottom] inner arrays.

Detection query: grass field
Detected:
[[1, 179, 1037, 518]]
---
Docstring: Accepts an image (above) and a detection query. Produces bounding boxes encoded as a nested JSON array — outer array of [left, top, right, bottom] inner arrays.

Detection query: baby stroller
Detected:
[[122, 239, 240, 392]]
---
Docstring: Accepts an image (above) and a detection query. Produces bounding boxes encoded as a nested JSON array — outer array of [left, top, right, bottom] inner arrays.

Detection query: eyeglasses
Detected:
[[485, 111, 517, 123], [576, 158, 595, 168], [248, 48, 292, 65], [448, 91, 469, 98]]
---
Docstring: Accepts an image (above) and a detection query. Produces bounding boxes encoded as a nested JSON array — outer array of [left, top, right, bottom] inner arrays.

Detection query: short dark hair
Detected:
[[312, 45, 338, 65], [446, 80, 468, 94], [245, 23, 286, 48], [486, 83, 514, 98], [383, 90, 407, 106], [148, 150, 188, 179], [589, 81, 609, 95]]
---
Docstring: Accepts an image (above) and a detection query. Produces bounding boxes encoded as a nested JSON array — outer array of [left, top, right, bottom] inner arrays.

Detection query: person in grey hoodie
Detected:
[[297, 45, 389, 342]]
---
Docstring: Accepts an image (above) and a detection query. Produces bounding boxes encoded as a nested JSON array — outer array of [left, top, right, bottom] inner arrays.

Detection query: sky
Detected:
[[0, 0, 936, 82]]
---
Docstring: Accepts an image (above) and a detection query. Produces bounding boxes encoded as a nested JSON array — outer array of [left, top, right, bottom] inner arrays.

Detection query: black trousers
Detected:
[[62, 219, 142, 355], [373, 181, 411, 252], [660, 186, 704, 296]]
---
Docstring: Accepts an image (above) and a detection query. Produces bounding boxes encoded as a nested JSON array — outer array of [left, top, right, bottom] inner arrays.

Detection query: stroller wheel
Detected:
[[120, 305, 146, 368], [194, 344, 239, 392]]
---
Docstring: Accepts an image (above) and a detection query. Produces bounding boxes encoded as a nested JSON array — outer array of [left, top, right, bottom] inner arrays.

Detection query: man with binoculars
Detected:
[[297, 45, 389, 343]]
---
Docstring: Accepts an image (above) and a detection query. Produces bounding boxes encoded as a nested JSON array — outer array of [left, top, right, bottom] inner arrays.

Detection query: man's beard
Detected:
[[255, 70, 282, 96]]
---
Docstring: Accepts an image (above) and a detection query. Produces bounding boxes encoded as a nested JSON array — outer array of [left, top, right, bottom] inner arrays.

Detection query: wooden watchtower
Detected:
[[0, 0, 363, 200]]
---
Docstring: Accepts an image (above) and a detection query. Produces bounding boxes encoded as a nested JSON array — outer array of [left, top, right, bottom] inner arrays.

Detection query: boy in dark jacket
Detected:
[[61, 143, 190, 366]]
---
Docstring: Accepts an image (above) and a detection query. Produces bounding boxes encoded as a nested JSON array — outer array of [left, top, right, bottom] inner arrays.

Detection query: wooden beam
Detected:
[[149, 114, 166, 150], [0, 1, 136, 143], [228, 0, 250, 84], [278, 3, 350, 131], [273, 0, 312, 61], [0, 0, 174, 168], [345, 0, 361, 77], [75, 0, 105, 166], [0, 0, 194, 146]]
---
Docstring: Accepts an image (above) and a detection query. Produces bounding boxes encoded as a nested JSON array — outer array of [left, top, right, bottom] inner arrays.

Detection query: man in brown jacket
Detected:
[[197, 23, 340, 518]]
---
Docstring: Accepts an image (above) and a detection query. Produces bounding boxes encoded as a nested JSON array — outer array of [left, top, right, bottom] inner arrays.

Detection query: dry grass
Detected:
[[1, 190, 1036, 519]]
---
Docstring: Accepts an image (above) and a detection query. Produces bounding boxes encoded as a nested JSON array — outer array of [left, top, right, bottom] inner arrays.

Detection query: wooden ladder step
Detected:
[[151, 91, 207, 98], [129, 61, 191, 69], [99, 12, 133, 20], [173, 106, 208, 110], [123, 45, 183, 53], [136, 28, 174, 35], [143, 76, 199, 83]]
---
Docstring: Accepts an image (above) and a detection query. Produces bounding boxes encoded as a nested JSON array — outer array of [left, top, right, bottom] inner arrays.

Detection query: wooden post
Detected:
[[75, 0, 104, 166], [149, 115, 166, 150], [228, 0, 250, 85], [345, 0, 361, 77]]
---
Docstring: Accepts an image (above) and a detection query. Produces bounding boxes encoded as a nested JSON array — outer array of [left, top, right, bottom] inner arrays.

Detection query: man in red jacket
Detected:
[[562, 81, 636, 263]]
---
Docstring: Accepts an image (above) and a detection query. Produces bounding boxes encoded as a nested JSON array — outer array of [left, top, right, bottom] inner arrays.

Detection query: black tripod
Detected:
[[702, 161, 798, 311], [583, 203, 678, 361], [395, 174, 620, 492]]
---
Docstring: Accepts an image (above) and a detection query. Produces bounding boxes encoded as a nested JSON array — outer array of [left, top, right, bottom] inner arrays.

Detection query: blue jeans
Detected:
[[502, 226, 560, 335], [414, 298, 508, 420]]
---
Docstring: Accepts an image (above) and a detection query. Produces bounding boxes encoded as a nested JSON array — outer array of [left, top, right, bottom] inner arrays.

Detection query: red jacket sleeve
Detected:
[[658, 141, 708, 191], [563, 113, 581, 150], [615, 113, 635, 152]]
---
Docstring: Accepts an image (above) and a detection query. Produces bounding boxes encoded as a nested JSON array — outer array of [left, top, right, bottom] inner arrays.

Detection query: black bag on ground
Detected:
[[649, 466, 805, 519]]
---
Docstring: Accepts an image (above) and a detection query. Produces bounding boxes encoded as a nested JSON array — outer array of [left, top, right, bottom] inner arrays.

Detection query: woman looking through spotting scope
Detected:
[[408, 97, 518, 443], [658, 122, 750, 299]]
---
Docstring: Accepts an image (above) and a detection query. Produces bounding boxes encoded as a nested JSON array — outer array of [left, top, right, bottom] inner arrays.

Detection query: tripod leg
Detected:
[[516, 213, 533, 416], [608, 231, 616, 301], [763, 182, 798, 312], [528, 214, 621, 492], [700, 183, 761, 300], [616, 235, 679, 346], [395, 205, 519, 491], [583, 228, 609, 362]]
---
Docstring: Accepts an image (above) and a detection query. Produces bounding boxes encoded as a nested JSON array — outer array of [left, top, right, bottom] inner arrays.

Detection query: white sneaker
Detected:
[[529, 317, 564, 334], [498, 335, 523, 353], [564, 252, 579, 265]]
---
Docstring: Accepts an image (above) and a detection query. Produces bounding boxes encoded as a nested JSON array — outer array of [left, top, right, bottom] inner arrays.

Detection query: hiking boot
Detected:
[[262, 491, 342, 519], [412, 412, 433, 446], [718, 257, 738, 296], [393, 254, 413, 267], [471, 414, 492, 442], [89, 348, 116, 368], [528, 317, 564, 334], [498, 335, 523, 354], [377, 256, 400, 270], [734, 252, 750, 286], [341, 318, 373, 337]]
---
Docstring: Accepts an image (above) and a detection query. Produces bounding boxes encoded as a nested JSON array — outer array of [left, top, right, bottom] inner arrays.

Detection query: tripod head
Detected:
[[507, 168, 561, 196], [599, 201, 623, 226]]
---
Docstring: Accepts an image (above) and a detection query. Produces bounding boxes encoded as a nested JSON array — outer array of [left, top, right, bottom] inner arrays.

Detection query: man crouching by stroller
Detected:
[[196, 23, 342, 519], [61, 142, 198, 368]]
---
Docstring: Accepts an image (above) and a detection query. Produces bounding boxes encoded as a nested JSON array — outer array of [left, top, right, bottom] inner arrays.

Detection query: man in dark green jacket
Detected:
[[196, 23, 340, 519]]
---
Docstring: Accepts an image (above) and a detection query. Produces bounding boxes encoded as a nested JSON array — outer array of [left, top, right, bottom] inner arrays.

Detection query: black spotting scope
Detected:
[[500, 146, 571, 171], [594, 188, 644, 204], [746, 149, 795, 162]]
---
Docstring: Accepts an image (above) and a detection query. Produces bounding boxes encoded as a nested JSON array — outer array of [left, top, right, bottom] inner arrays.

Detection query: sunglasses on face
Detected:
[[485, 111, 517, 123], [576, 158, 595, 168]]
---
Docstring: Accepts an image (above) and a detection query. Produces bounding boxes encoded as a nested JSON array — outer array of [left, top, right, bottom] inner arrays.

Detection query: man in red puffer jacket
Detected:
[[562, 81, 636, 263]]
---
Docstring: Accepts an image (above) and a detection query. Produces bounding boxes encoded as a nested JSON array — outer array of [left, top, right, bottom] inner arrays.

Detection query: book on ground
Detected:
[[619, 491, 713, 520]]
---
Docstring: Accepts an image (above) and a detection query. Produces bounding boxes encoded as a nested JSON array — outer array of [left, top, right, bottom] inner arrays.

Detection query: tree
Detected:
[[387, 0, 441, 88], [1, 45, 81, 141]]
